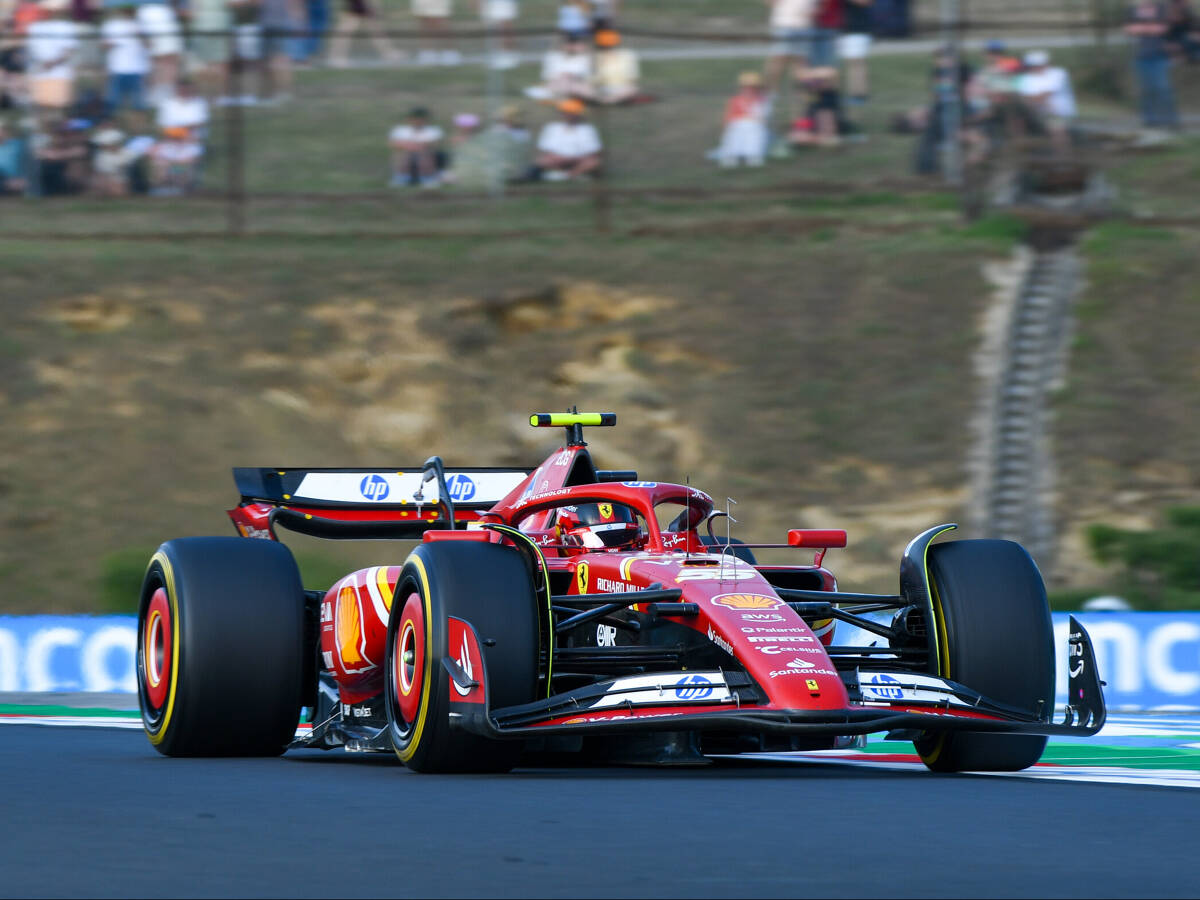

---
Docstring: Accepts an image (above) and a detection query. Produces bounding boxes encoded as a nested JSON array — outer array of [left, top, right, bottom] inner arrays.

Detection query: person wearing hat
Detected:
[[534, 97, 601, 180], [26, 0, 80, 119], [715, 70, 769, 167], [388, 106, 445, 187], [149, 121, 203, 194], [590, 27, 639, 105], [1018, 49, 1075, 151]]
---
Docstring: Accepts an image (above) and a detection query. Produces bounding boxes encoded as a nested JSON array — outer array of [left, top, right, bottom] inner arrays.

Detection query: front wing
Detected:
[[446, 616, 1106, 742]]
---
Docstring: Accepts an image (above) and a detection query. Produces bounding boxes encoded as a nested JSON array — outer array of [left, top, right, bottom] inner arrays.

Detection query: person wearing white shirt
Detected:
[[1020, 50, 1076, 151], [389, 107, 446, 187], [101, 5, 150, 113], [525, 33, 592, 100], [26, 0, 80, 116], [535, 98, 602, 180], [157, 78, 210, 141], [136, 1, 183, 104]]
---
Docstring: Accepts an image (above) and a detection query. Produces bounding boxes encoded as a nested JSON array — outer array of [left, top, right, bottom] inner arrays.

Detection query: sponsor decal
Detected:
[[741, 626, 807, 634], [1069, 631, 1085, 678], [769, 658, 837, 679], [596, 624, 618, 647], [241, 524, 272, 540], [336, 585, 372, 670], [322, 651, 335, 669], [452, 631, 473, 697], [863, 673, 904, 701], [676, 564, 756, 583], [598, 503, 614, 520], [321, 600, 333, 627], [595, 577, 638, 594], [444, 473, 476, 502], [806, 679, 820, 691], [740, 613, 785, 623], [591, 671, 731, 709], [576, 562, 589, 594], [712, 593, 781, 611], [674, 674, 714, 700], [706, 626, 735, 657], [747, 635, 816, 643], [622, 482, 657, 488], [661, 533, 688, 549], [552, 450, 573, 468], [359, 474, 390, 501]]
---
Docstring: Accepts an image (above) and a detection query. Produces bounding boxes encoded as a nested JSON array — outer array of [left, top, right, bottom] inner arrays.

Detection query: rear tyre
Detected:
[[384, 541, 539, 773], [915, 539, 1054, 772], [137, 537, 305, 756]]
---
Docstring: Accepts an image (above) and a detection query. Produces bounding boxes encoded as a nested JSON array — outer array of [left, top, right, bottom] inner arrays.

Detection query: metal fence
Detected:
[[0, 8, 1188, 238]]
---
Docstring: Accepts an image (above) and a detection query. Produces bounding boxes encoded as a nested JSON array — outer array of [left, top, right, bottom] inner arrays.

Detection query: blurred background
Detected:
[[0, 0, 1197, 625]]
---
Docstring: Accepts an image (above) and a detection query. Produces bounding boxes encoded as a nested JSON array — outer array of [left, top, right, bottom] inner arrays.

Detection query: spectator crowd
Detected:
[[0, 0, 1194, 199]]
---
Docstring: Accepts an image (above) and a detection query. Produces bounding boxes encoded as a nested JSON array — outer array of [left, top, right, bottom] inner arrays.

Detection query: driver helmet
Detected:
[[556, 502, 643, 550]]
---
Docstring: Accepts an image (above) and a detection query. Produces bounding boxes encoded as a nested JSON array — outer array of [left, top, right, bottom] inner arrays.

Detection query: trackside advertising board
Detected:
[[2, 614, 1200, 711]]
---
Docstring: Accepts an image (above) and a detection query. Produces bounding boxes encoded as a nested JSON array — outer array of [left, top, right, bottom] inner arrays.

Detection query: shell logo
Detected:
[[712, 593, 782, 610], [336, 585, 365, 665]]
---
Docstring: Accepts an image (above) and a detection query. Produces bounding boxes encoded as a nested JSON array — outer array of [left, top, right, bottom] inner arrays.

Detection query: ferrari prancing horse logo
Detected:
[[576, 562, 589, 594], [598, 503, 614, 520]]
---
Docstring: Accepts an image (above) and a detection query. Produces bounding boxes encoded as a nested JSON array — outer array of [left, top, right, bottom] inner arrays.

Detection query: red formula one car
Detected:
[[137, 412, 1105, 773]]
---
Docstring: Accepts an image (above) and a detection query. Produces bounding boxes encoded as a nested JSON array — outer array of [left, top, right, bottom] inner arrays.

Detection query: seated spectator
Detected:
[[715, 71, 769, 167], [788, 66, 844, 148], [590, 27, 639, 105], [0, 119, 28, 194], [149, 124, 203, 194], [534, 97, 601, 180], [1019, 50, 1076, 152], [158, 77, 209, 140], [35, 119, 88, 195], [525, 33, 592, 100], [89, 122, 131, 196], [388, 106, 445, 187], [446, 104, 534, 189]]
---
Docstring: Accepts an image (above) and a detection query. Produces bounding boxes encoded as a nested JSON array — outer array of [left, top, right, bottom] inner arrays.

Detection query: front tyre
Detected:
[[385, 541, 539, 773], [915, 539, 1055, 772], [137, 537, 305, 757]]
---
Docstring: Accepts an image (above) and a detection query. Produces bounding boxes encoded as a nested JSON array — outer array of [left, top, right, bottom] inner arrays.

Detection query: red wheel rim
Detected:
[[144, 587, 172, 710], [395, 592, 425, 726]]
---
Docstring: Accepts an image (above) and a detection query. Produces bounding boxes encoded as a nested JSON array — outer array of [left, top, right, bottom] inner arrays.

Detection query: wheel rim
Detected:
[[141, 586, 173, 714], [392, 592, 425, 738]]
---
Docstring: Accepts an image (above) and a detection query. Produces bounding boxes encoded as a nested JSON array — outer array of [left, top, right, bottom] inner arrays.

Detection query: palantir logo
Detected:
[[674, 674, 714, 701], [445, 474, 476, 502], [359, 474, 390, 502], [865, 673, 904, 700]]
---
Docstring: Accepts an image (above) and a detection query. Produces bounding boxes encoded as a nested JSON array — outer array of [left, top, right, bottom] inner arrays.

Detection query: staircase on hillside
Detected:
[[983, 248, 1080, 569]]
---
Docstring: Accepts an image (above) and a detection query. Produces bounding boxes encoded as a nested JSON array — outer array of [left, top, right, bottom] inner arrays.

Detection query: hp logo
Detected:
[[865, 674, 904, 701], [674, 674, 714, 701], [445, 474, 476, 502], [359, 474, 390, 502]]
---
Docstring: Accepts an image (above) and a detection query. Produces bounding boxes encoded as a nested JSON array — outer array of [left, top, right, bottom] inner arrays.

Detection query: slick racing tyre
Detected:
[[137, 537, 305, 756], [385, 541, 539, 773], [915, 539, 1055, 773]]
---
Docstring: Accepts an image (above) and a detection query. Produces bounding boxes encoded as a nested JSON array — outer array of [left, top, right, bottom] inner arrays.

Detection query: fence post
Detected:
[[225, 27, 246, 236], [939, 0, 964, 189]]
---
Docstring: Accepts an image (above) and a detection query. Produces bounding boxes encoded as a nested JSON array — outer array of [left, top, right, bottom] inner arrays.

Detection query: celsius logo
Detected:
[[359, 474, 390, 502], [674, 674, 714, 701], [864, 673, 904, 700], [445, 474, 476, 502]]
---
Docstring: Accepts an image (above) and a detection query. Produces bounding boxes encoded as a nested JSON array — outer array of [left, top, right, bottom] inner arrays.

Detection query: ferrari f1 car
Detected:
[[137, 412, 1106, 773]]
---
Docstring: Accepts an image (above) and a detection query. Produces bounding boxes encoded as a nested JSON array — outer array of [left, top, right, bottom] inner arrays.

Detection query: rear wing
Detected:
[[229, 463, 532, 541], [233, 466, 531, 510]]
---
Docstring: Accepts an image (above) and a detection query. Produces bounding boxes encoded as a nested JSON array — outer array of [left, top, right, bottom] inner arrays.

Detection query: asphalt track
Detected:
[[4, 724, 1200, 898]]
